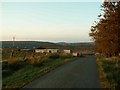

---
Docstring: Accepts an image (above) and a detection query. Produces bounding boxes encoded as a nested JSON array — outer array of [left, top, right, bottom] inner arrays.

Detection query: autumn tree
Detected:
[[89, 1, 120, 57]]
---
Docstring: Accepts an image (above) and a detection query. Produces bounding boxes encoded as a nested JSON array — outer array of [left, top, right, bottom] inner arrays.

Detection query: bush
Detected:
[[100, 59, 120, 88], [7, 57, 30, 70], [8, 60, 25, 71], [59, 54, 72, 59], [48, 53, 60, 59], [2, 61, 8, 70], [27, 55, 48, 67], [33, 58, 47, 67], [2, 69, 14, 78]]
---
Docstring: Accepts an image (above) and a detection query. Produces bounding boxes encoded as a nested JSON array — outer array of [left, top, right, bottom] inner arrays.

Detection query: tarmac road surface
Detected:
[[23, 55, 100, 88]]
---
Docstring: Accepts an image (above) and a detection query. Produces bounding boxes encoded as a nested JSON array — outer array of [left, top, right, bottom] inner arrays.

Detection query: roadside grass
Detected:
[[2, 50, 35, 60], [96, 57, 120, 89], [2, 53, 78, 89]]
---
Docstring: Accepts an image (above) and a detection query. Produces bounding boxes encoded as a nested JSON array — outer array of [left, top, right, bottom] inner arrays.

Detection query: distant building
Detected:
[[35, 49, 58, 53], [81, 50, 94, 55], [47, 49, 58, 53], [20, 49, 33, 52], [35, 49, 46, 53], [63, 50, 71, 54]]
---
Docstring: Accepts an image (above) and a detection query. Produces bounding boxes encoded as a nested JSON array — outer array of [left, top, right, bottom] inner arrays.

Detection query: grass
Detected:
[[2, 52, 78, 89], [2, 50, 35, 60], [96, 57, 120, 89]]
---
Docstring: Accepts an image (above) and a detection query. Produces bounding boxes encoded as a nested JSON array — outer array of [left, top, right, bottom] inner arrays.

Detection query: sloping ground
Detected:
[[1, 41, 62, 49], [1, 41, 94, 52], [23, 55, 100, 88]]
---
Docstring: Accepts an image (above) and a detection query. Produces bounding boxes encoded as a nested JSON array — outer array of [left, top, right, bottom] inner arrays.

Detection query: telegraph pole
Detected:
[[13, 36, 15, 48], [10, 36, 15, 58]]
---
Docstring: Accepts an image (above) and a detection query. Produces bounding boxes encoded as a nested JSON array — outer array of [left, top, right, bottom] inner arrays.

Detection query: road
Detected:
[[23, 55, 100, 88]]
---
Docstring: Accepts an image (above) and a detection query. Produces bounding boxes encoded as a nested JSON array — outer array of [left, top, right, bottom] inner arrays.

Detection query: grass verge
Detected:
[[96, 57, 120, 89], [2, 55, 78, 89]]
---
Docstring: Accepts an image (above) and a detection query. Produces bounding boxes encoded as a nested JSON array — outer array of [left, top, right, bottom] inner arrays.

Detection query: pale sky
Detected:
[[1, 1, 102, 43]]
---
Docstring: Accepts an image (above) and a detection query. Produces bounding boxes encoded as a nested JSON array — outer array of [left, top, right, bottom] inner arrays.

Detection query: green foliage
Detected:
[[2, 52, 77, 89], [97, 59, 120, 88], [2, 60, 29, 79], [2, 61, 8, 70], [9, 60, 27, 70], [2, 59, 64, 88], [48, 53, 60, 59]]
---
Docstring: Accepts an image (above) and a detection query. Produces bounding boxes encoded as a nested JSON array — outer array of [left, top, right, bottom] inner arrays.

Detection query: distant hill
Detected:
[[1, 41, 62, 49], [57, 42, 95, 52], [57, 42, 94, 46], [1, 41, 95, 51]]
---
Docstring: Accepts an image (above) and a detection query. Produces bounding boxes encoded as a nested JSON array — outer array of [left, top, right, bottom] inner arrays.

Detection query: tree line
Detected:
[[89, 1, 120, 57]]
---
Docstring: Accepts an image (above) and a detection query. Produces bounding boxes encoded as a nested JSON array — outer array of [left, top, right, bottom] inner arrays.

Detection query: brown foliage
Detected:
[[90, 2, 120, 57]]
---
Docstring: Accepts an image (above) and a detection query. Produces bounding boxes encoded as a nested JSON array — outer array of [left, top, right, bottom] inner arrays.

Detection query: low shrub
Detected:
[[60, 54, 72, 59], [2, 61, 8, 70], [97, 58, 120, 88], [48, 53, 60, 59], [64, 58, 71, 62], [8, 60, 26, 71], [33, 59, 48, 67], [2, 52, 77, 89], [27, 55, 49, 67], [2, 69, 14, 78], [7, 57, 27, 71]]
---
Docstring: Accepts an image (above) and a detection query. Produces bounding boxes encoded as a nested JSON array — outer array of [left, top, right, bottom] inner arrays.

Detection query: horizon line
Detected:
[[0, 40, 93, 43]]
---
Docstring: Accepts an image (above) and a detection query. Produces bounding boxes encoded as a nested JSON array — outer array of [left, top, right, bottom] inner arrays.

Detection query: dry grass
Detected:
[[2, 52, 78, 89], [97, 59, 111, 88], [97, 58, 120, 89]]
